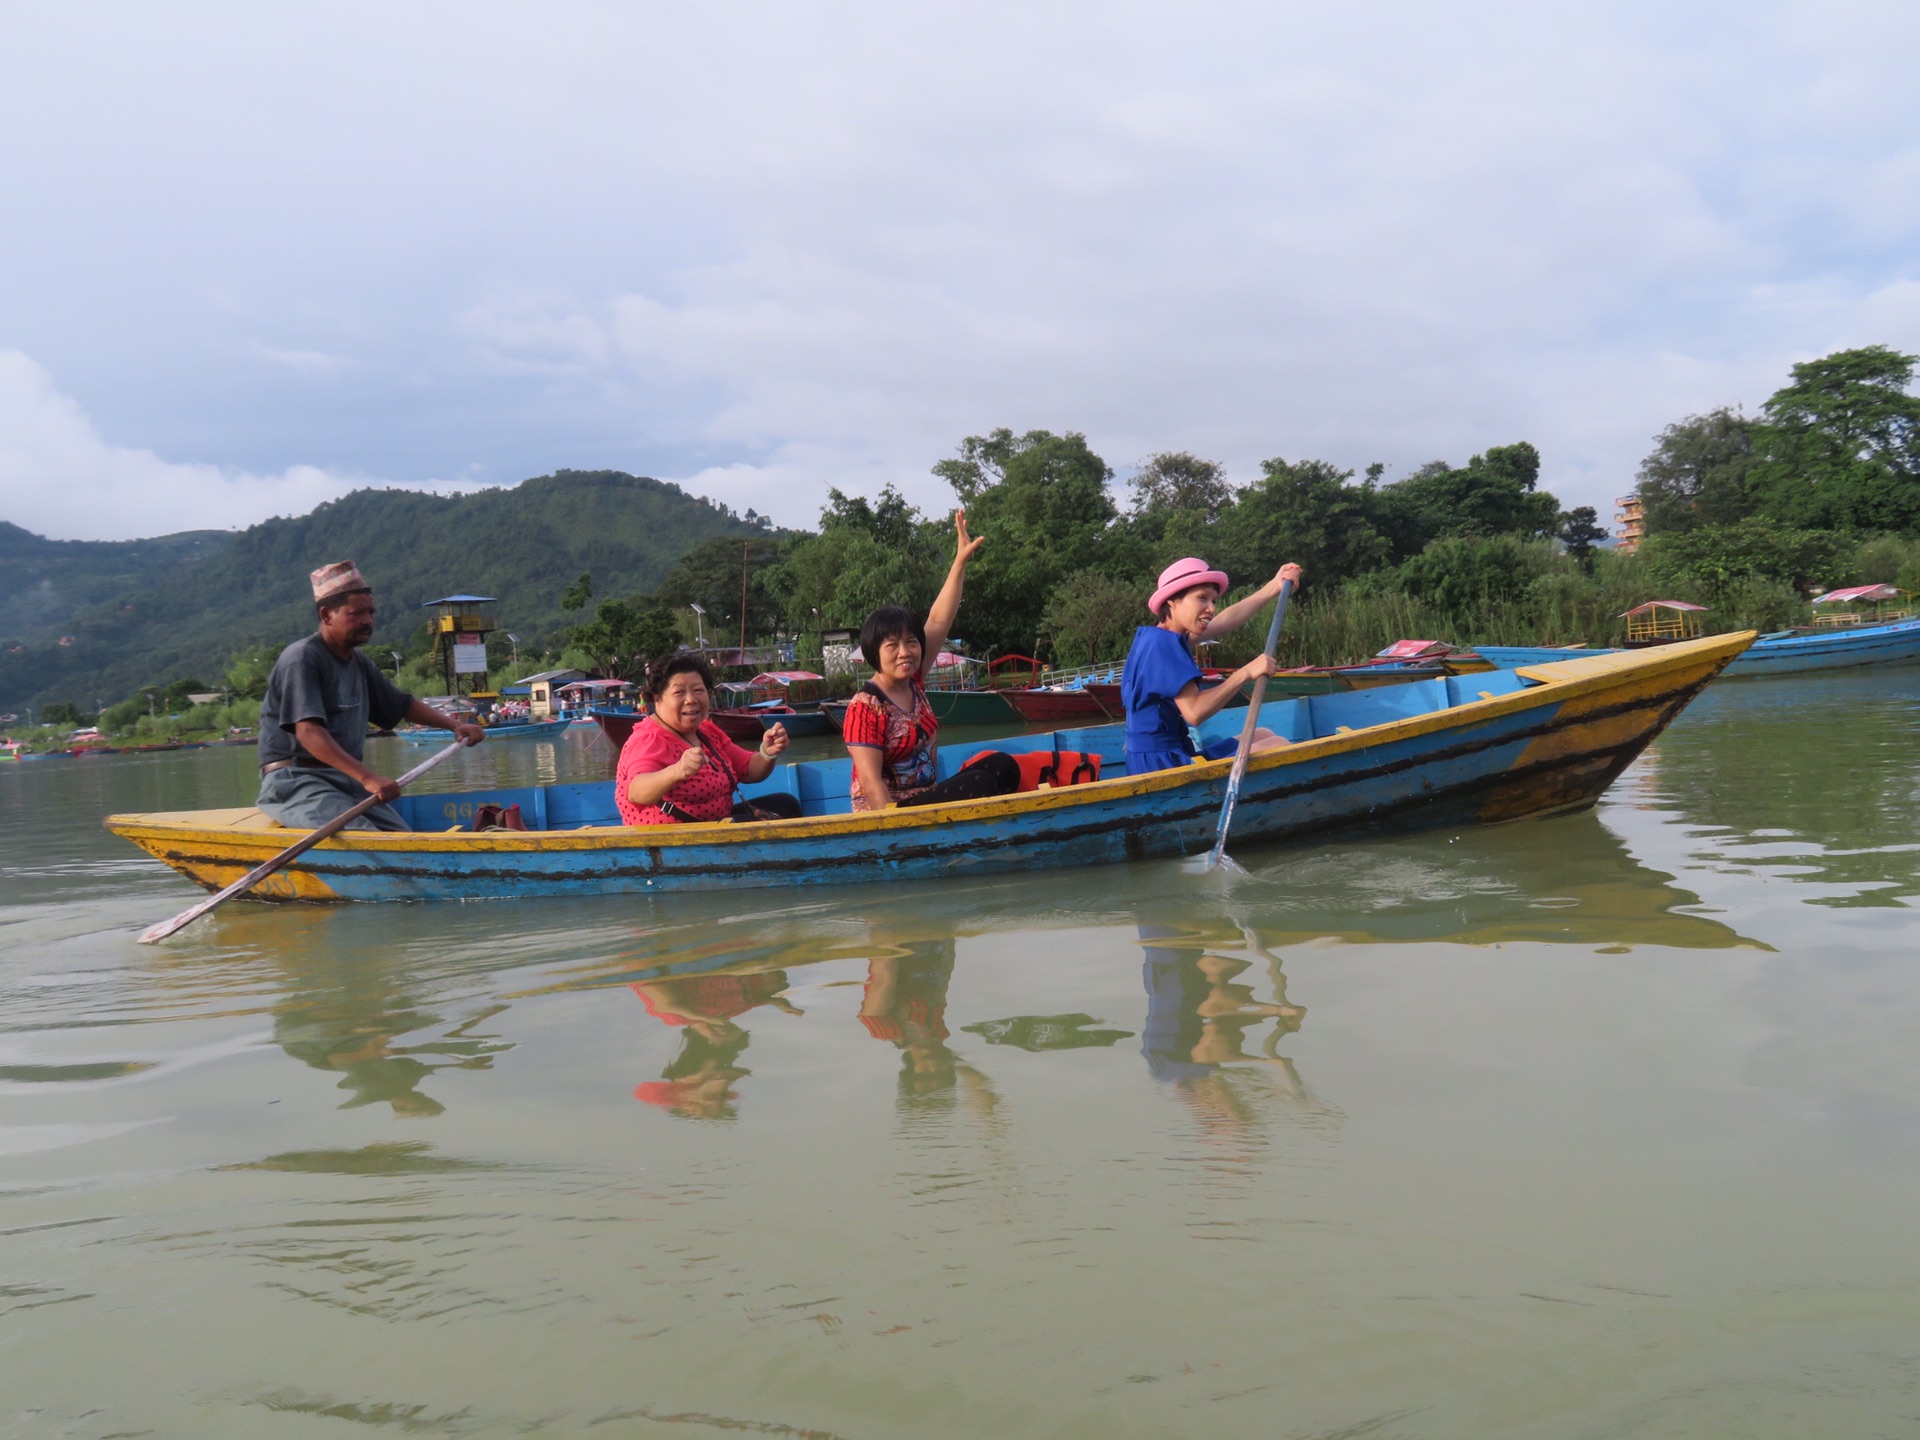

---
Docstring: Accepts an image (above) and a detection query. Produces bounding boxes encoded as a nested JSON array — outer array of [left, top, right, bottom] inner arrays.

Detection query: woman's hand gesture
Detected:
[[760, 724, 790, 759], [671, 745, 707, 783], [954, 509, 985, 566]]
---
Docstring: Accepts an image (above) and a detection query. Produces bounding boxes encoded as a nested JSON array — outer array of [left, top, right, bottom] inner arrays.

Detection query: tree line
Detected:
[[35, 342, 1920, 733], [565, 344, 1920, 676]]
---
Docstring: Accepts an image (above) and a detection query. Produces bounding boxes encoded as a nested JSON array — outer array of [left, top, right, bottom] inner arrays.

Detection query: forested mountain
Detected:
[[1, 471, 773, 711], [0, 523, 235, 647]]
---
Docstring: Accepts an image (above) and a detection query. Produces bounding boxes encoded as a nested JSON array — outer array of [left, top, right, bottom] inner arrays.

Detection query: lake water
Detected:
[[3, 678, 1918, 1439]]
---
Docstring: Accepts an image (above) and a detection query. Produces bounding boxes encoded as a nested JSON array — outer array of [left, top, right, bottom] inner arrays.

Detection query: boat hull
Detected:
[[999, 689, 1109, 723], [106, 634, 1751, 903]]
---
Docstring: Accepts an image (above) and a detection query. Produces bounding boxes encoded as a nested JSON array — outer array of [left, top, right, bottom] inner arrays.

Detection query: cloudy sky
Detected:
[[4, 1, 1919, 541]]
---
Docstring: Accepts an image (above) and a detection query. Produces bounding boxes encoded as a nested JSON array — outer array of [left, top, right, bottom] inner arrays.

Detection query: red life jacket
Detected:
[[964, 749, 1103, 791]]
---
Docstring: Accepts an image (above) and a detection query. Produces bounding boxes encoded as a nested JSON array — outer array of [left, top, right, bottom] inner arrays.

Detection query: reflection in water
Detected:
[[1620, 669, 1920, 907], [628, 971, 800, 1120], [275, 993, 510, 1118], [857, 943, 999, 1121], [217, 909, 521, 1119], [1136, 920, 1334, 1155]]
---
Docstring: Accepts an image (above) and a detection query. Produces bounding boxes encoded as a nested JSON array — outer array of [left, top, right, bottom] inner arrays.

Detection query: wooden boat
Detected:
[[999, 687, 1109, 723], [394, 716, 572, 742], [106, 632, 1751, 903], [595, 704, 830, 749], [1477, 615, 1920, 677]]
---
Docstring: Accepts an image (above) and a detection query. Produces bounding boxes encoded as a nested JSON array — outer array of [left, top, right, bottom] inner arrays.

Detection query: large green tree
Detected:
[[1635, 408, 1761, 533], [767, 487, 946, 632], [566, 597, 682, 682], [1751, 345, 1920, 533], [654, 534, 791, 643], [1376, 442, 1561, 557], [1214, 458, 1393, 590], [933, 429, 1119, 655]]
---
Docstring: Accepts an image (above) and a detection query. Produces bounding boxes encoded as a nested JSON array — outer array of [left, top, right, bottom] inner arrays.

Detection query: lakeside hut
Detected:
[[1620, 600, 1707, 647]]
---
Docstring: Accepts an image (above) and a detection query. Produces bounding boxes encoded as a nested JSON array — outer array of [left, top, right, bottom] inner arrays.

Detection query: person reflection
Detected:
[[275, 993, 510, 1118], [1139, 924, 1308, 1138], [629, 970, 800, 1121], [857, 942, 998, 1121]]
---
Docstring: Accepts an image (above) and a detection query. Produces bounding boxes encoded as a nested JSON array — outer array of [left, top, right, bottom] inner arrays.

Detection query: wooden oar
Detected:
[[137, 739, 467, 944], [1206, 578, 1295, 871]]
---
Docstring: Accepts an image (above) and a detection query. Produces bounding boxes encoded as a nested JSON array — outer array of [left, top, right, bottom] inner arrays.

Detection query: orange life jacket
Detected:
[[964, 749, 1103, 791]]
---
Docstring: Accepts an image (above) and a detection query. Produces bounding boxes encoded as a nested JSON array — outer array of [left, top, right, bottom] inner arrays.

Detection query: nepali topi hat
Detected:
[[1148, 557, 1230, 615], [310, 560, 370, 603]]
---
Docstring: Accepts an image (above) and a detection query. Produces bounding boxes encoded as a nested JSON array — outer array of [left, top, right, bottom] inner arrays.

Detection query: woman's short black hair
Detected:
[[859, 606, 927, 671], [643, 651, 714, 704]]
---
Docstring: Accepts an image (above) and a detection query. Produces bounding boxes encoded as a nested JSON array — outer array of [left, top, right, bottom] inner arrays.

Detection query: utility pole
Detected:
[[739, 541, 750, 657]]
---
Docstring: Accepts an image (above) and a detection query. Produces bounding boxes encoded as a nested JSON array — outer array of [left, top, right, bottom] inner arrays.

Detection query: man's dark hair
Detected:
[[858, 606, 927, 670], [644, 651, 715, 703], [316, 587, 372, 620]]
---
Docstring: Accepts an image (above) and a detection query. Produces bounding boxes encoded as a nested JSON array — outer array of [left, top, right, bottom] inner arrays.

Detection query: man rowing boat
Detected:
[[256, 561, 484, 830]]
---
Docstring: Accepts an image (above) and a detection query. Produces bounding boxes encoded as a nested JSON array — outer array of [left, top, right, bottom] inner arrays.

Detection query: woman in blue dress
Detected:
[[1121, 556, 1304, 777]]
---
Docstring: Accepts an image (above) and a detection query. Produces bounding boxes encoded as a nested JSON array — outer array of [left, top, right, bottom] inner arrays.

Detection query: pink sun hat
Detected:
[[1148, 557, 1230, 615]]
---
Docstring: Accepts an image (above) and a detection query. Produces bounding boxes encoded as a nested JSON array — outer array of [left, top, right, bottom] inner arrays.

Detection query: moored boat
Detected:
[[106, 632, 1752, 904], [1477, 615, 1920, 677], [394, 716, 572, 742], [999, 687, 1109, 723]]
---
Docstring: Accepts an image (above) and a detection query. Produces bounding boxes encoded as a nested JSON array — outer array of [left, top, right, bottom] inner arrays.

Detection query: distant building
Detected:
[[1613, 494, 1645, 555], [501, 668, 588, 718]]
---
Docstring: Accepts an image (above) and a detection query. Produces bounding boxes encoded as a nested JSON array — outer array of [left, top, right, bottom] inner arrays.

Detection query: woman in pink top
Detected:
[[616, 654, 803, 825]]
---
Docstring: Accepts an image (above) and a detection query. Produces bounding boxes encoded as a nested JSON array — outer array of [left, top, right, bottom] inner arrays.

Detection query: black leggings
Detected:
[[895, 751, 1021, 807], [731, 793, 804, 822]]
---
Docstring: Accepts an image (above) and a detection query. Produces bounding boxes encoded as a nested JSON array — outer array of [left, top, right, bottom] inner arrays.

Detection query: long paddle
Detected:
[[138, 739, 467, 944], [1206, 578, 1295, 871]]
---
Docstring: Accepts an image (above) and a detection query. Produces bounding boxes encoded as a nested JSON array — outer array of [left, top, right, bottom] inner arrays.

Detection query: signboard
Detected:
[[452, 642, 489, 675]]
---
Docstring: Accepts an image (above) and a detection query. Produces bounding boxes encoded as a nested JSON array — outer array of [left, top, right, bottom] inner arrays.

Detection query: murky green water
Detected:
[[3, 679, 1918, 1439]]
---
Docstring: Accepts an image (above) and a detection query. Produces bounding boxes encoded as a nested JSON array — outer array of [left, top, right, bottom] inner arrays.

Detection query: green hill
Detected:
[[0, 522, 236, 647], [0, 470, 774, 712]]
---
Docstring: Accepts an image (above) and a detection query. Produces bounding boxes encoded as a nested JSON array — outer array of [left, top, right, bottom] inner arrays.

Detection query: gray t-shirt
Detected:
[[258, 634, 414, 769]]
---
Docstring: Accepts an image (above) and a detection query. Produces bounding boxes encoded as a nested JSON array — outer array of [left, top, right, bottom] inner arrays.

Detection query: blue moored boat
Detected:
[[1478, 615, 1920, 678], [393, 716, 573, 742], [107, 634, 1751, 904]]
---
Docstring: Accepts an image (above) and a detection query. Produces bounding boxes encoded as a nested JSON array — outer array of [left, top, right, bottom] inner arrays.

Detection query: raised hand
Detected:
[[954, 509, 985, 565], [672, 745, 707, 783], [760, 723, 790, 758]]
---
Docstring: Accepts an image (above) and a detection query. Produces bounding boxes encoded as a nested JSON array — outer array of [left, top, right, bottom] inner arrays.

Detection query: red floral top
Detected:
[[842, 680, 938, 811], [615, 716, 759, 825]]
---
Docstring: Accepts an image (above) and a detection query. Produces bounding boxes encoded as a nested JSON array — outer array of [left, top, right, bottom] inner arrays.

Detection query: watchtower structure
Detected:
[[423, 594, 498, 697]]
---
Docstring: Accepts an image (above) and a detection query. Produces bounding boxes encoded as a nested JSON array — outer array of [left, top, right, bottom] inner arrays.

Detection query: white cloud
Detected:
[[4, 3, 1920, 540], [0, 351, 437, 540]]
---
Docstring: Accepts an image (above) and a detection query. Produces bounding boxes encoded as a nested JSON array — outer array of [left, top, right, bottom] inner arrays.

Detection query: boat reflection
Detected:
[[1620, 669, 1920, 907]]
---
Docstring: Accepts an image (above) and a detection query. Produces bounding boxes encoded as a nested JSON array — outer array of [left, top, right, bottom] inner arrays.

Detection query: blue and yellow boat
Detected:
[[104, 632, 1751, 904]]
